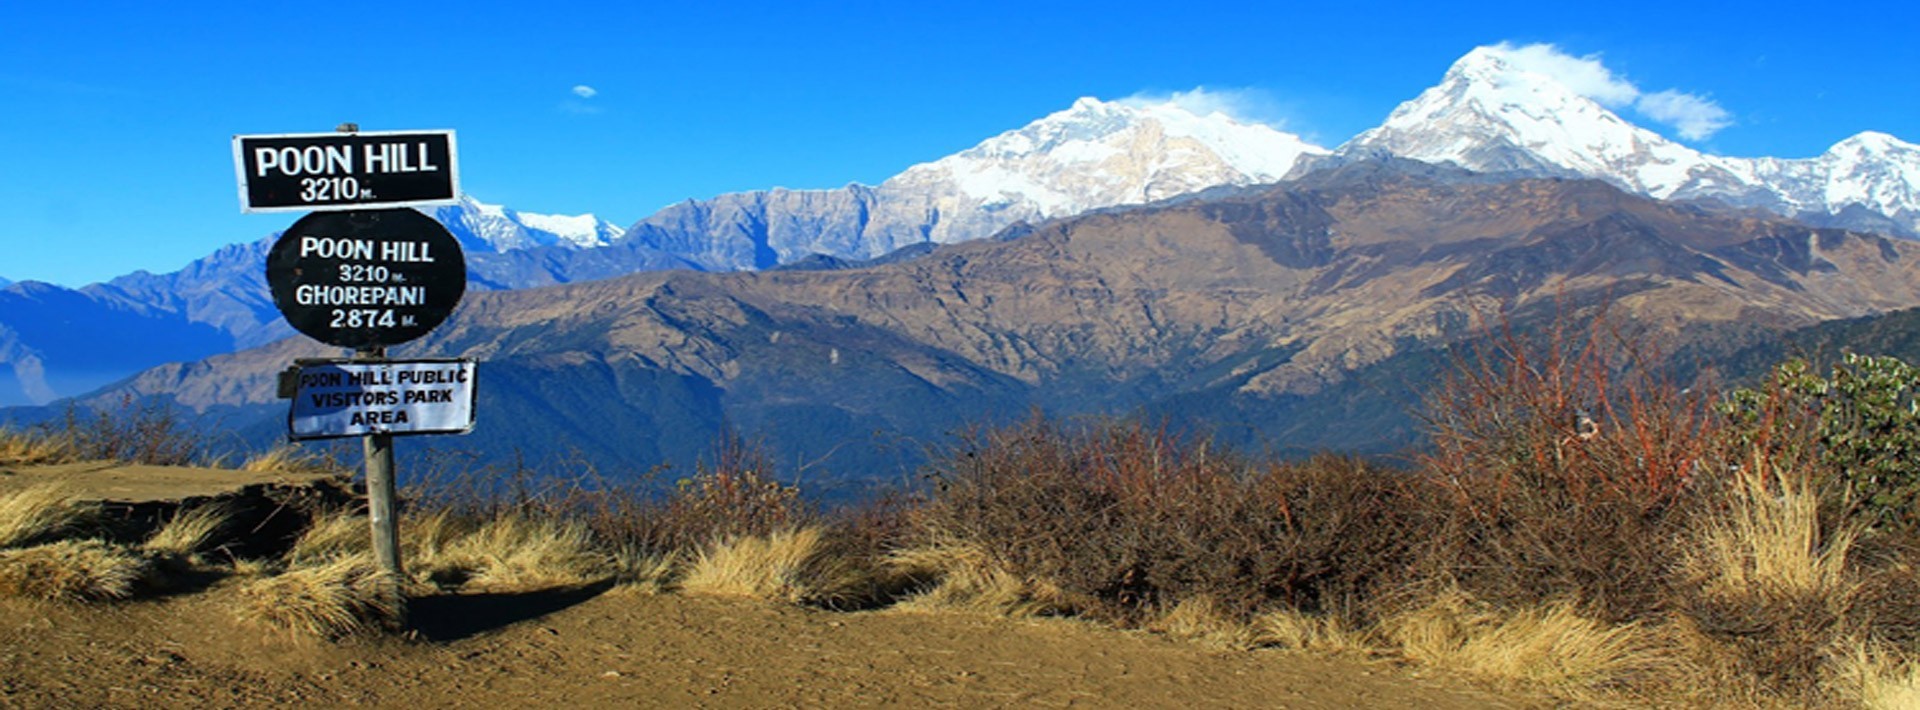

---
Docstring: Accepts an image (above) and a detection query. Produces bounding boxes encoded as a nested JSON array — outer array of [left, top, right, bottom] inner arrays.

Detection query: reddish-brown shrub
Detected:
[[913, 415, 1417, 625], [1412, 310, 1722, 621]]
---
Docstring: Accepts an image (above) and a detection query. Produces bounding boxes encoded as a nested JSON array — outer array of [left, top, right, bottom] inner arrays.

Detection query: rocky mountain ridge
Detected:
[[81, 162, 1920, 490]]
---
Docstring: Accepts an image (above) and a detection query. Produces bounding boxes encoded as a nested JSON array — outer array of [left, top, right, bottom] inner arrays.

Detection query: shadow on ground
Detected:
[[406, 581, 615, 642]]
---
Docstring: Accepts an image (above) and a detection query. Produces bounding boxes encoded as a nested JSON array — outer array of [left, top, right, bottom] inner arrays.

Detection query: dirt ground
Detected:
[[0, 462, 342, 503], [0, 582, 1543, 709]]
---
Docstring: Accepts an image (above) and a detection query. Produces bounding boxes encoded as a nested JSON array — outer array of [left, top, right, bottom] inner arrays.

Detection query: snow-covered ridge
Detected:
[[886, 96, 1327, 219], [431, 196, 624, 253], [1342, 44, 1920, 235]]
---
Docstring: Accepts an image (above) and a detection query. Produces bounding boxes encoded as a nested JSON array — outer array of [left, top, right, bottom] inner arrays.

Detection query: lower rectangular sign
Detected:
[[289, 359, 477, 440]]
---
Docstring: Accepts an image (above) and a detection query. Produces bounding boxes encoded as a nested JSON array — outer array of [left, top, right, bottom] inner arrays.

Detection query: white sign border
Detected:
[[233, 129, 462, 214], [286, 357, 478, 442]]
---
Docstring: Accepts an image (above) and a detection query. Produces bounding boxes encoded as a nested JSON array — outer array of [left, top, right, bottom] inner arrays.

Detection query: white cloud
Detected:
[[1634, 89, 1732, 140], [572, 85, 598, 99], [1119, 86, 1294, 130], [1489, 42, 1734, 142], [1493, 42, 1640, 107]]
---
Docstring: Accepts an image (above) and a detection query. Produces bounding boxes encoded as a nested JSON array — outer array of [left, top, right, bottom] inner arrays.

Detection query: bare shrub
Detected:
[[913, 416, 1416, 626], [1413, 311, 1717, 621], [53, 398, 206, 466], [570, 434, 809, 556], [0, 428, 75, 466]]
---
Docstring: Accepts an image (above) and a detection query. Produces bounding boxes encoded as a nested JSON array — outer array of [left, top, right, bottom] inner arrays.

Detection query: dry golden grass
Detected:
[[141, 503, 233, 559], [285, 510, 369, 566], [1683, 462, 1858, 604], [608, 546, 679, 596], [680, 527, 868, 605], [240, 444, 337, 474], [1834, 642, 1920, 710], [237, 553, 402, 638], [0, 429, 73, 466], [436, 514, 609, 592], [886, 541, 1076, 617], [1254, 608, 1378, 655], [0, 539, 150, 601], [1148, 595, 1261, 650], [0, 484, 95, 549], [1384, 590, 1664, 698], [286, 508, 611, 593]]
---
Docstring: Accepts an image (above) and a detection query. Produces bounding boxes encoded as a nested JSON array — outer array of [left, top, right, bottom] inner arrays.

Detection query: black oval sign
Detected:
[[266, 209, 466, 349]]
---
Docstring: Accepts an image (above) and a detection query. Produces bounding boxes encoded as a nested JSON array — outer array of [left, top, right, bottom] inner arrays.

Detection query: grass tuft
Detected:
[[1148, 595, 1260, 650], [237, 554, 402, 638], [680, 527, 869, 606], [285, 509, 369, 567], [1254, 608, 1378, 655], [0, 485, 96, 549], [1385, 590, 1664, 697], [887, 541, 1076, 617], [142, 503, 233, 560], [436, 514, 609, 592], [1834, 642, 1920, 710], [0, 539, 151, 601]]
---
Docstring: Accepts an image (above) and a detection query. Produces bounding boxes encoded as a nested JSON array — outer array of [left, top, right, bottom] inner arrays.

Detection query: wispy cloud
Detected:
[[1634, 89, 1732, 141], [1119, 86, 1296, 130], [1494, 43, 1639, 107], [1489, 42, 1734, 141], [560, 84, 603, 114]]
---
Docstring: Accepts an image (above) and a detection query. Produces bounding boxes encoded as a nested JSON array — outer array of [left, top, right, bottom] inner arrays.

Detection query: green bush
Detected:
[[1721, 354, 1920, 532]]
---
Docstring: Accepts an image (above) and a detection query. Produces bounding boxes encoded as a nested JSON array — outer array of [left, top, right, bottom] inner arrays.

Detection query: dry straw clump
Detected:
[[285, 509, 369, 567], [430, 514, 609, 592], [1383, 590, 1666, 698], [680, 527, 870, 606], [0, 484, 96, 549], [238, 554, 402, 638], [142, 503, 233, 560], [1832, 643, 1920, 710], [0, 539, 150, 601], [887, 541, 1077, 617], [1149, 595, 1262, 651], [1254, 608, 1378, 655]]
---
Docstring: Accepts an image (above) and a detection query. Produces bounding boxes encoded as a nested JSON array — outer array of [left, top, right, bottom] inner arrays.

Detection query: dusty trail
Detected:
[[0, 584, 1540, 708]]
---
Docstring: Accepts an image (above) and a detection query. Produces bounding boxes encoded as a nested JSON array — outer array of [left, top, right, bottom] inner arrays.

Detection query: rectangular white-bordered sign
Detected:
[[288, 359, 477, 440], [233, 129, 460, 213]]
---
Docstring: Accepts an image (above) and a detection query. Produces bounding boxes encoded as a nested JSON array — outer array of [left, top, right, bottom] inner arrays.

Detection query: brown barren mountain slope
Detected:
[[126, 163, 1920, 411], [0, 587, 1535, 708], [92, 162, 1920, 475]]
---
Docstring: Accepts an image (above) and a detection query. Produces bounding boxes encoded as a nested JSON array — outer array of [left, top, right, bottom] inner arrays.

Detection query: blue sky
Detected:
[[3, 1, 1917, 287]]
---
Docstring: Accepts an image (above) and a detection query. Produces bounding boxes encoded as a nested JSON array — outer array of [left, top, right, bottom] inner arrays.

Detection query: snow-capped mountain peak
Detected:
[[1345, 43, 1716, 198], [1342, 44, 1920, 237], [885, 95, 1326, 223], [431, 196, 624, 253]]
